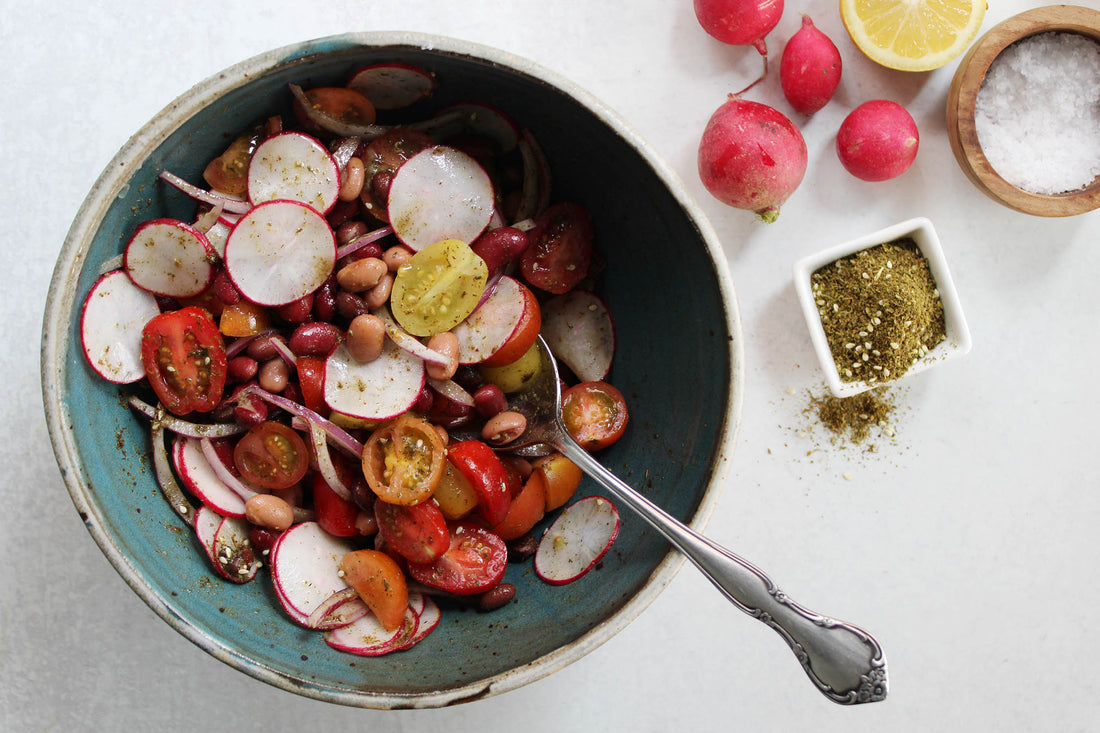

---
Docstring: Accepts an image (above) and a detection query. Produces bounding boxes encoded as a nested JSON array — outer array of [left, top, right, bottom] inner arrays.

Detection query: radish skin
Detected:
[[780, 16, 842, 115], [836, 100, 920, 182]]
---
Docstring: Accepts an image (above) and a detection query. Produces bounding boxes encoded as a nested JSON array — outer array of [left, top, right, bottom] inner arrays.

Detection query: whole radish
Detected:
[[694, 0, 784, 91], [780, 16, 843, 115], [698, 96, 807, 222], [836, 100, 919, 181]]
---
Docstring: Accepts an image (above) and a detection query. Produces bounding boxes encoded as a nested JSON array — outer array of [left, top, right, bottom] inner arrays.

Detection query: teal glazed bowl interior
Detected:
[[41, 32, 743, 708]]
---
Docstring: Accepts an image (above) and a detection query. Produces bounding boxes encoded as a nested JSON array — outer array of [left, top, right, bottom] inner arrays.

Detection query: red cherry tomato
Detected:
[[520, 202, 594, 294], [374, 499, 450, 563], [407, 522, 508, 595], [561, 381, 629, 450], [313, 471, 360, 537], [295, 356, 327, 415], [480, 281, 542, 368], [140, 306, 227, 415], [447, 440, 511, 526], [233, 421, 309, 490]]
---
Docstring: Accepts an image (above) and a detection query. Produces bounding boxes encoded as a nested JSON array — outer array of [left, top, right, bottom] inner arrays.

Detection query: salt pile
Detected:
[[974, 32, 1100, 195]]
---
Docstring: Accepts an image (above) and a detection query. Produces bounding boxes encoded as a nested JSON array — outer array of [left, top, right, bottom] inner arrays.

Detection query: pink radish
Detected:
[[534, 496, 621, 585], [453, 275, 528, 364], [780, 16, 842, 115], [324, 608, 415, 655], [386, 145, 494, 251], [80, 269, 161, 383], [247, 131, 340, 213], [123, 218, 216, 298], [305, 587, 370, 630], [323, 339, 425, 421], [171, 435, 246, 517], [211, 515, 262, 583], [223, 199, 336, 306], [270, 521, 356, 623], [694, 0, 784, 92], [836, 100, 920, 182], [347, 62, 437, 110], [541, 290, 615, 382], [697, 96, 807, 222]]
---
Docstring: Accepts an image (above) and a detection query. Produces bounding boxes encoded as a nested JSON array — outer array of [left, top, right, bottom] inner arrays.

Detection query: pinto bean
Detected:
[[345, 313, 386, 363], [424, 332, 460, 381], [245, 494, 294, 533], [336, 257, 387, 292], [381, 244, 414, 272], [481, 411, 527, 445], [258, 358, 290, 393], [338, 157, 366, 202], [364, 272, 394, 310]]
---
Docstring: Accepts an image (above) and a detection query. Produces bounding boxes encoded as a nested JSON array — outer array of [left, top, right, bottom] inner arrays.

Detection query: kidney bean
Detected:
[[471, 226, 530, 273], [312, 275, 337, 322], [258, 358, 290, 393], [247, 526, 281, 556], [453, 365, 485, 392], [289, 322, 343, 357], [412, 385, 434, 413], [246, 334, 286, 361], [369, 169, 394, 208], [232, 389, 268, 427], [354, 510, 378, 537], [345, 313, 385, 363], [277, 293, 313, 323], [477, 583, 516, 611], [424, 332, 460, 381], [507, 534, 538, 561], [211, 269, 241, 305], [473, 383, 508, 418], [364, 272, 394, 310], [245, 494, 294, 533], [335, 220, 369, 246], [337, 257, 387, 292], [481, 411, 527, 445], [339, 157, 366, 202], [326, 197, 360, 228], [227, 355, 258, 383], [382, 244, 414, 272], [336, 291, 370, 321]]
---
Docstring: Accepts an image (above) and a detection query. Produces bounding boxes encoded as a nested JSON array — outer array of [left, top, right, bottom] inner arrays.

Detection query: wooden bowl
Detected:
[[946, 5, 1100, 217]]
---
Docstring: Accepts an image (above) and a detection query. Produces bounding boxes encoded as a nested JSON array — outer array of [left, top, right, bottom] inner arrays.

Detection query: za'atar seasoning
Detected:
[[811, 238, 945, 385]]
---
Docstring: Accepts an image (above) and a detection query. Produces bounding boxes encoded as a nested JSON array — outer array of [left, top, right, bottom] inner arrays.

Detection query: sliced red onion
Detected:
[[331, 136, 361, 173], [193, 201, 225, 234], [307, 421, 353, 502], [129, 396, 246, 439], [150, 423, 196, 527], [269, 337, 298, 368], [224, 329, 278, 360], [239, 385, 364, 458], [473, 270, 503, 312], [429, 378, 475, 407], [158, 170, 252, 215], [336, 225, 394, 260], [96, 253, 124, 275], [288, 84, 390, 139]]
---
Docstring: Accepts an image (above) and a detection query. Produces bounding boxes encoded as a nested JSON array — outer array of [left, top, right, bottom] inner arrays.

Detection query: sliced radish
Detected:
[[347, 62, 436, 110], [438, 102, 520, 153], [305, 587, 370, 630], [270, 521, 356, 623], [541, 290, 615, 381], [203, 219, 232, 258], [172, 435, 246, 517], [247, 131, 340, 213], [193, 505, 223, 564], [123, 218, 216, 298], [324, 606, 419, 656], [534, 495, 621, 585], [453, 275, 526, 365], [515, 130, 552, 221], [212, 515, 262, 583], [223, 199, 336, 306], [323, 339, 425, 421], [80, 269, 161, 383], [374, 305, 450, 367], [408, 594, 440, 644], [387, 145, 494, 252]]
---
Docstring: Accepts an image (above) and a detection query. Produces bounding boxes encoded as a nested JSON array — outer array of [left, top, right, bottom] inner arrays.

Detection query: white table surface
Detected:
[[5, 1, 1099, 730]]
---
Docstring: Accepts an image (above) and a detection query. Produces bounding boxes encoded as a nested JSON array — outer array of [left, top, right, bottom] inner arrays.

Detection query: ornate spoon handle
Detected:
[[555, 439, 888, 705]]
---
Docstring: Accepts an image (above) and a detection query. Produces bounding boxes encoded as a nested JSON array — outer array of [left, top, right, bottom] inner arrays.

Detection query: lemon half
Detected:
[[841, 0, 987, 71]]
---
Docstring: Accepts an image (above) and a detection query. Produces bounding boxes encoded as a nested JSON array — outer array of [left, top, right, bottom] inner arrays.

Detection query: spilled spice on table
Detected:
[[810, 388, 896, 445]]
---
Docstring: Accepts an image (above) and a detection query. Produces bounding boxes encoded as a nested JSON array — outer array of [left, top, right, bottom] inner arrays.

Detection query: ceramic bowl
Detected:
[[946, 5, 1100, 217], [793, 217, 971, 398], [41, 33, 742, 708]]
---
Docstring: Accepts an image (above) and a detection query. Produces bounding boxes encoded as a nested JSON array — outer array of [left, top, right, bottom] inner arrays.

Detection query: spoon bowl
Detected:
[[503, 336, 890, 705]]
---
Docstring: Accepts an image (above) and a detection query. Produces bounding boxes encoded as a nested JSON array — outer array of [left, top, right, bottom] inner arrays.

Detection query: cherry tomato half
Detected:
[[295, 356, 327, 415], [233, 421, 309, 490], [313, 471, 359, 537], [447, 440, 511, 526], [519, 202, 594, 294], [390, 238, 489, 337], [561, 381, 629, 451], [292, 87, 376, 135], [374, 499, 450, 563], [362, 414, 447, 505], [140, 306, 227, 415], [341, 549, 409, 632], [202, 126, 261, 195], [407, 522, 508, 596]]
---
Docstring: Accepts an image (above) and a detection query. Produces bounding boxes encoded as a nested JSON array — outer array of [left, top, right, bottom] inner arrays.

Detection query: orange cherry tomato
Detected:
[[532, 453, 583, 511], [218, 300, 271, 337], [492, 471, 547, 541], [293, 87, 376, 133], [431, 459, 480, 520], [202, 126, 261, 195], [561, 381, 629, 450], [233, 421, 309, 490], [340, 549, 409, 632], [362, 414, 446, 505]]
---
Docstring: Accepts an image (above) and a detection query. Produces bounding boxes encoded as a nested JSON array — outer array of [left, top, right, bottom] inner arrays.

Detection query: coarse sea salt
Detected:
[[974, 32, 1100, 195]]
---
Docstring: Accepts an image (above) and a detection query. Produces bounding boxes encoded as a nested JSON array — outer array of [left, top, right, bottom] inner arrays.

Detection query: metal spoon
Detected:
[[501, 336, 888, 705]]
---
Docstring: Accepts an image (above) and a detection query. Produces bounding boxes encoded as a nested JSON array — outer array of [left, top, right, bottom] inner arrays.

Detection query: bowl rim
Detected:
[[40, 31, 745, 708], [945, 4, 1100, 217], [793, 217, 972, 398]]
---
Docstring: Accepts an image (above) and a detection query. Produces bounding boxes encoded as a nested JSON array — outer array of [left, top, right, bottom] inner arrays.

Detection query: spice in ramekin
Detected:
[[811, 237, 945, 386]]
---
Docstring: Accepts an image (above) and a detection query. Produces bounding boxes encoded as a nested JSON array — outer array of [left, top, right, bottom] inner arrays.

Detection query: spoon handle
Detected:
[[556, 440, 888, 705]]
